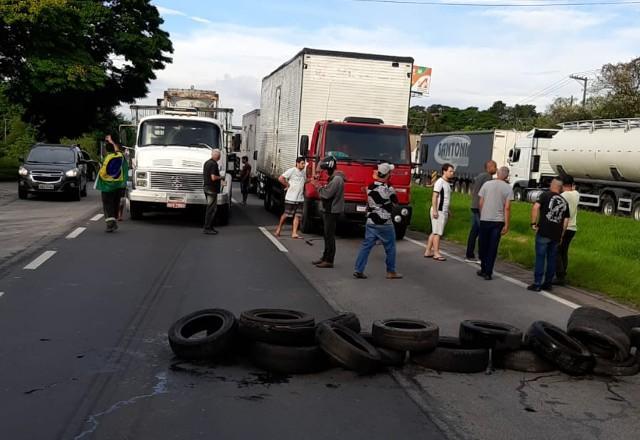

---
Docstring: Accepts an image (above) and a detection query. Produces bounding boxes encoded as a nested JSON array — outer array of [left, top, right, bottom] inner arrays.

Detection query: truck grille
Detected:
[[31, 171, 63, 183], [149, 172, 203, 192]]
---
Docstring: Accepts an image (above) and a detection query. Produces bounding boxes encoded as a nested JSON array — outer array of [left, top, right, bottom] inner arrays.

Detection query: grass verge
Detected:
[[0, 157, 18, 181], [410, 185, 640, 307]]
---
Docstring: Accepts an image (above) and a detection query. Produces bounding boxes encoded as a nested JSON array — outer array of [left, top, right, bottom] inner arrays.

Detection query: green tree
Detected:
[[0, 0, 173, 142], [592, 57, 640, 118]]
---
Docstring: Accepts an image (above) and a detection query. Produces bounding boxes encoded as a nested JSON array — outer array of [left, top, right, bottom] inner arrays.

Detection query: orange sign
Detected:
[[411, 65, 432, 95]]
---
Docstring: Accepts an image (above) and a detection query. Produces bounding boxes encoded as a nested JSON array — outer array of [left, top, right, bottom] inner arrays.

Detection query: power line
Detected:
[[353, 0, 640, 7]]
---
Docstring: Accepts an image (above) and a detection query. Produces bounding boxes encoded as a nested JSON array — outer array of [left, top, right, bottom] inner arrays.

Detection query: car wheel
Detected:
[[71, 186, 81, 201], [18, 187, 28, 200]]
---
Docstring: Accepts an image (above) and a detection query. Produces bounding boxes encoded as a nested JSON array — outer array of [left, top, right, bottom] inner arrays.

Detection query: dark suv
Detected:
[[18, 144, 88, 200]]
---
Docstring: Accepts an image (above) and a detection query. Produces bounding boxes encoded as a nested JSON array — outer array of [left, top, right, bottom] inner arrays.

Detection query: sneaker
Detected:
[[316, 261, 334, 268], [464, 258, 481, 264], [386, 272, 403, 279], [527, 284, 542, 292], [353, 272, 367, 279]]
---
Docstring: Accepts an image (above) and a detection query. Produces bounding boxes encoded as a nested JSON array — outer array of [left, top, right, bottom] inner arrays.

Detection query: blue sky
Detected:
[[133, 0, 640, 122]]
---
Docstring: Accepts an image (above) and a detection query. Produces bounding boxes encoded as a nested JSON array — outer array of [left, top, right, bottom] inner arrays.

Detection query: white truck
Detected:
[[241, 109, 260, 190], [126, 89, 236, 224]]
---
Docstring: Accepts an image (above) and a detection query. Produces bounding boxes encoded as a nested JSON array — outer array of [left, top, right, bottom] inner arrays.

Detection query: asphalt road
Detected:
[[0, 187, 638, 440], [0, 192, 443, 440]]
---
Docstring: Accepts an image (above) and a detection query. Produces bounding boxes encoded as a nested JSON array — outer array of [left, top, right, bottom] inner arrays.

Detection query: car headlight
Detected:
[[394, 215, 402, 223], [401, 208, 409, 216], [19, 166, 29, 176], [65, 168, 79, 177]]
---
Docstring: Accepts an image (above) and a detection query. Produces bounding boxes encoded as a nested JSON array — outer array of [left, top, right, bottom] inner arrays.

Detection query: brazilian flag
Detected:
[[96, 152, 128, 192]]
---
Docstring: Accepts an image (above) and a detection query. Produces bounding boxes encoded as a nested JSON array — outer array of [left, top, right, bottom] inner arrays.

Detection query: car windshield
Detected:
[[324, 124, 410, 164], [139, 120, 220, 148], [27, 147, 75, 164]]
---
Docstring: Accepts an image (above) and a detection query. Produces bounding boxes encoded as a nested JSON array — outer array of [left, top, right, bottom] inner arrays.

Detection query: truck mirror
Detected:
[[232, 133, 241, 151], [299, 135, 309, 157], [253, 151, 258, 161], [508, 149, 513, 159]]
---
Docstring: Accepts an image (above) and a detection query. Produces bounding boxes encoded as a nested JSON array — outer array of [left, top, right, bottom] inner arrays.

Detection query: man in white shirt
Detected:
[[424, 163, 454, 261], [554, 175, 579, 285], [275, 157, 306, 238]]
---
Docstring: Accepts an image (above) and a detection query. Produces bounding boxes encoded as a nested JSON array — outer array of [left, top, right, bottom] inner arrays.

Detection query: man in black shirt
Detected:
[[203, 149, 223, 234], [239, 156, 251, 205], [528, 178, 570, 291]]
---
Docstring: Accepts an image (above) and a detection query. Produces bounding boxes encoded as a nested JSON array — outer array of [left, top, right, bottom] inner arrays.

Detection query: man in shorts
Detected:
[[424, 163, 454, 261], [275, 157, 306, 239]]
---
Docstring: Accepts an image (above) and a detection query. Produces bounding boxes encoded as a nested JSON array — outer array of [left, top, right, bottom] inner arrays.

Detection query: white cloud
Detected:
[[483, 8, 610, 32], [190, 16, 212, 25], [155, 6, 186, 16]]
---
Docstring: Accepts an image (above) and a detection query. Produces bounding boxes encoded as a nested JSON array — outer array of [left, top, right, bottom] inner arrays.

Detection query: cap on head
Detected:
[[377, 162, 395, 178]]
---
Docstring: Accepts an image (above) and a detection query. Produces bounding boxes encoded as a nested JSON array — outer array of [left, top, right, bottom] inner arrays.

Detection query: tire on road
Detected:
[[248, 341, 329, 374], [592, 353, 640, 377], [168, 308, 237, 361], [527, 321, 594, 375], [318, 312, 361, 333], [567, 324, 630, 362], [239, 308, 315, 346], [411, 336, 489, 373], [372, 319, 439, 352], [568, 307, 632, 335], [459, 320, 523, 351], [316, 323, 381, 374], [361, 332, 405, 367], [494, 348, 556, 373]]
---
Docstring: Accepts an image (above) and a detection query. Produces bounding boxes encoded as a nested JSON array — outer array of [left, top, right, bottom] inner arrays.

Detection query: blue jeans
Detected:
[[355, 224, 396, 273], [465, 208, 481, 259], [534, 235, 559, 286], [479, 221, 504, 276]]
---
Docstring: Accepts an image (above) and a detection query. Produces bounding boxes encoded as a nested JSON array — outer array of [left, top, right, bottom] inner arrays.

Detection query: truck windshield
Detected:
[[27, 147, 75, 164], [324, 125, 409, 164], [139, 120, 220, 148]]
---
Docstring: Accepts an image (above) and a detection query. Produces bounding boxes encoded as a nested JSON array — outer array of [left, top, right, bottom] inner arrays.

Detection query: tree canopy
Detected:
[[0, 0, 173, 141]]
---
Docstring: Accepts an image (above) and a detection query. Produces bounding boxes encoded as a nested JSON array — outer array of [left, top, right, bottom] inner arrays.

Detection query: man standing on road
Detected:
[[477, 166, 513, 280], [554, 175, 579, 286], [424, 163, 454, 261], [239, 155, 252, 206], [97, 135, 128, 233], [528, 178, 570, 292], [353, 163, 403, 280], [203, 149, 223, 235], [312, 156, 344, 268], [465, 160, 497, 263], [275, 157, 306, 239]]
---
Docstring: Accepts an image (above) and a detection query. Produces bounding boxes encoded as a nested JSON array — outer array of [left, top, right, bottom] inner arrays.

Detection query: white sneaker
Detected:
[[464, 258, 481, 264]]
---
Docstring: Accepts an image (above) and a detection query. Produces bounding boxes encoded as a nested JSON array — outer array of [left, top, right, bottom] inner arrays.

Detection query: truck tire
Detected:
[[527, 321, 594, 375], [301, 198, 316, 233], [316, 323, 381, 374], [372, 319, 439, 352], [513, 186, 524, 202], [168, 309, 237, 361], [411, 336, 489, 373], [394, 223, 407, 240], [129, 201, 144, 220], [632, 200, 640, 222], [601, 194, 616, 216]]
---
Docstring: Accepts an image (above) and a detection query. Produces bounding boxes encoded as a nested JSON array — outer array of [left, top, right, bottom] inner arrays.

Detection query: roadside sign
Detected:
[[411, 65, 432, 95]]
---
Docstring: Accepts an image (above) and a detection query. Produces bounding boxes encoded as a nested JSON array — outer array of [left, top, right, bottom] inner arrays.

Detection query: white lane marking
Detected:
[[231, 198, 239, 204], [90, 214, 104, 221], [24, 250, 57, 270], [259, 227, 288, 253], [404, 237, 579, 309], [66, 227, 87, 239]]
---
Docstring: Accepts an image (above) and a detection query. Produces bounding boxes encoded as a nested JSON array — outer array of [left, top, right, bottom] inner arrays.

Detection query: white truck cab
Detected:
[[127, 107, 234, 224]]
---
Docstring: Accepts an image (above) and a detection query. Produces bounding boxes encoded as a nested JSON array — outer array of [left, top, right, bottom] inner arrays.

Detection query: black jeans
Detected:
[[322, 213, 339, 264], [479, 221, 504, 276], [204, 189, 218, 230], [555, 229, 576, 281], [101, 190, 121, 222], [465, 208, 481, 259], [240, 180, 250, 202]]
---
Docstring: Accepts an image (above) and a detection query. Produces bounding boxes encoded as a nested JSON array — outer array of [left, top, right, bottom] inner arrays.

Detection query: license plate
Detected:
[[356, 205, 367, 213], [167, 195, 187, 209], [38, 184, 54, 190]]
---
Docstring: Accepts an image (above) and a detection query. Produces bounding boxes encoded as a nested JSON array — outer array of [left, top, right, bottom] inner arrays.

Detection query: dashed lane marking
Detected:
[[259, 227, 288, 253], [66, 227, 87, 239], [403, 237, 579, 309], [90, 214, 104, 221], [24, 250, 57, 270]]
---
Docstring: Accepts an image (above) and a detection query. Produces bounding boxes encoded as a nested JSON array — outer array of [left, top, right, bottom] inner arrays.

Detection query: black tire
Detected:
[[129, 201, 144, 220], [494, 349, 556, 373], [239, 308, 315, 346], [318, 312, 361, 333], [18, 187, 28, 199], [568, 307, 632, 335], [632, 200, 640, 222], [513, 186, 524, 202], [630, 328, 640, 348], [316, 323, 381, 374], [361, 332, 405, 367], [248, 341, 329, 374], [527, 321, 594, 375], [394, 223, 407, 240], [621, 315, 640, 330], [372, 319, 439, 352], [601, 194, 616, 216], [168, 309, 237, 361], [567, 324, 630, 362], [411, 336, 489, 373], [623, 315, 640, 347], [459, 320, 523, 351], [592, 354, 640, 377], [300, 198, 316, 234]]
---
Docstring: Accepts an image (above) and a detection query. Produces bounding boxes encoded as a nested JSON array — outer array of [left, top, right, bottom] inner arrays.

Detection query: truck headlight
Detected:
[[136, 171, 148, 179], [19, 166, 29, 176], [394, 215, 402, 223], [65, 168, 79, 177], [136, 179, 148, 187], [401, 208, 409, 216]]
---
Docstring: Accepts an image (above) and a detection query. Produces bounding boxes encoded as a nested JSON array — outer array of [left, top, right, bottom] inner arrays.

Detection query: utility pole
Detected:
[[570, 75, 588, 107]]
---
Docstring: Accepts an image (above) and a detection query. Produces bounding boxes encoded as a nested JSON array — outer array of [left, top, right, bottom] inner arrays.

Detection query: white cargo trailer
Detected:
[[241, 109, 260, 189]]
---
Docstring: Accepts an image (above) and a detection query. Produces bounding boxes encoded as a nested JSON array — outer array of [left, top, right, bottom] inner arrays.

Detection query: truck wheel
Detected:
[[301, 198, 316, 233], [632, 200, 640, 221], [513, 187, 524, 202], [601, 194, 616, 216], [130, 201, 144, 220], [18, 187, 28, 199], [394, 223, 407, 240]]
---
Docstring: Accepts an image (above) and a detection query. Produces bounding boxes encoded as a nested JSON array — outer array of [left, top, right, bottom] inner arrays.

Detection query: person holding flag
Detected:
[[96, 135, 128, 232]]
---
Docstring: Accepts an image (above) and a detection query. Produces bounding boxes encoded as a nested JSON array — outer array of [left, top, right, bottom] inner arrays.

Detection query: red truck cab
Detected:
[[300, 117, 413, 239]]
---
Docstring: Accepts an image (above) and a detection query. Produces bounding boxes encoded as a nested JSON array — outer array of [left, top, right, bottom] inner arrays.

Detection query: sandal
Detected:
[[432, 256, 447, 261]]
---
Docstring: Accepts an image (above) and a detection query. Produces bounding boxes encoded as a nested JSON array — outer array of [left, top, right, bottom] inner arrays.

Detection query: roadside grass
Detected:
[[410, 186, 640, 307], [0, 157, 18, 181]]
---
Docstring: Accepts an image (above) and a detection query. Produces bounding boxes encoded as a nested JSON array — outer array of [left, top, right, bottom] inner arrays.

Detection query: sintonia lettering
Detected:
[[437, 141, 469, 159]]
